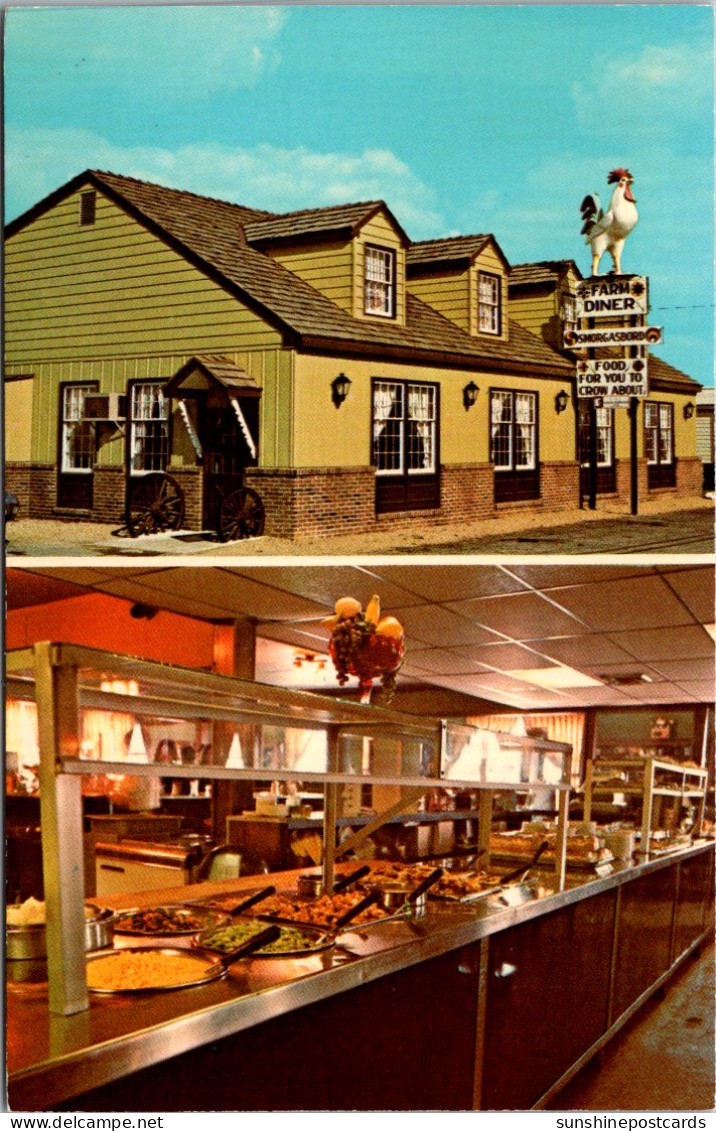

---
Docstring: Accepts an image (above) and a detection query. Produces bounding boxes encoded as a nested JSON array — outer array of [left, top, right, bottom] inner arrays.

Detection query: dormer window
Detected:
[[478, 272, 501, 335], [562, 292, 577, 336], [365, 245, 396, 318], [79, 190, 97, 227]]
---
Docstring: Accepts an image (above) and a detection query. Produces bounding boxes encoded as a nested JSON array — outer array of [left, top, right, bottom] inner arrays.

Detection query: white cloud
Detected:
[[572, 40, 712, 136], [5, 128, 444, 236]]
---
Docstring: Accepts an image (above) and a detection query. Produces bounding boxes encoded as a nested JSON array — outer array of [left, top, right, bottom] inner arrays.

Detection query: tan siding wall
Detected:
[[506, 296, 548, 338], [5, 185, 282, 365], [293, 354, 575, 468], [407, 268, 471, 333], [354, 211, 406, 325], [4, 377, 34, 461], [265, 239, 354, 314]]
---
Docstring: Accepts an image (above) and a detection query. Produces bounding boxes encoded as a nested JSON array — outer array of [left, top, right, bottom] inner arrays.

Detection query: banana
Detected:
[[365, 594, 381, 626]]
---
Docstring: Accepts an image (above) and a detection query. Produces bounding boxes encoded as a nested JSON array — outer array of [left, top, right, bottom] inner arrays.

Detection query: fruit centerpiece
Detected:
[[323, 595, 404, 703]]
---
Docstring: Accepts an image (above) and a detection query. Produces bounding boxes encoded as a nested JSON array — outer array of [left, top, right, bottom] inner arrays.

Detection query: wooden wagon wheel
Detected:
[[125, 473, 185, 537], [216, 486, 266, 542]]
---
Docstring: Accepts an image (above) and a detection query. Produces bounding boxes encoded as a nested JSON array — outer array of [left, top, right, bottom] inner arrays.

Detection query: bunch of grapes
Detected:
[[329, 612, 375, 685]]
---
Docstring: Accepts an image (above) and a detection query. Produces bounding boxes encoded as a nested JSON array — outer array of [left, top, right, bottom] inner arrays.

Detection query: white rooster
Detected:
[[580, 168, 638, 276]]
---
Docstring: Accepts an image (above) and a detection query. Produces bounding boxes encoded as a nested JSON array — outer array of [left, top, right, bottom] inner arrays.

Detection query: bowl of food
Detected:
[[6, 897, 115, 960]]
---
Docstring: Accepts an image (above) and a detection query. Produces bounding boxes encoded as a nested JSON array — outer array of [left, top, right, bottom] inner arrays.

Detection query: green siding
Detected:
[[266, 239, 354, 315], [5, 186, 282, 364]]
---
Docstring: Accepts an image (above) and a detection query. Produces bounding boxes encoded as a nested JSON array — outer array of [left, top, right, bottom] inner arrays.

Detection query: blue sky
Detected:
[[4, 3, 714, 383]]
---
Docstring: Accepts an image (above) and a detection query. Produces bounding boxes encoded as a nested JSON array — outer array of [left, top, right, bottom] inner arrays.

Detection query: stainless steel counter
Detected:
[[7, 840, 714, 1111]]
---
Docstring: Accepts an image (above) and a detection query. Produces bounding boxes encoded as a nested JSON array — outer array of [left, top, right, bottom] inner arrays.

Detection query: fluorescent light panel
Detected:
[[505, 665, 603, 690]]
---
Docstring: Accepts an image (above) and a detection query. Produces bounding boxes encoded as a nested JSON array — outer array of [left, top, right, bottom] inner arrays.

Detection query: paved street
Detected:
[[6, 495, 714, 559]]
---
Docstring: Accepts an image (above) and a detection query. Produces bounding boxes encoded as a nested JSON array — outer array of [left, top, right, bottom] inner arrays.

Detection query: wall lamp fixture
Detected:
[[683, 402, 695, 420], [463, 381, 480, 410], [554, 389, 570, 414], [331, 372, 352, 407]]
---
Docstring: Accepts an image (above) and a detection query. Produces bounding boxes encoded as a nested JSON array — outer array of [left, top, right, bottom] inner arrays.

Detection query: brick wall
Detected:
[[4, 464, 31, 519], [92, 467, 126, 525], [245, 466, 374, 539], [674, 457, 704, 497], [615, 458, 649, 505], [540, 460, 581, 510], [30, 466, 57, 519], [170, 468, 203, 532]]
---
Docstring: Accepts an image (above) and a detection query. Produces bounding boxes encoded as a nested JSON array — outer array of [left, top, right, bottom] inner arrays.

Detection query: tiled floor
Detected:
[[548, 944, 716, 1111]]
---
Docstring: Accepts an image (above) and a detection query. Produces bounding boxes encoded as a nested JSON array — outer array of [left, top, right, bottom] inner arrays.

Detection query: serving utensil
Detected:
[[227, 885, 276, 917], [499, 839, 550, 885]]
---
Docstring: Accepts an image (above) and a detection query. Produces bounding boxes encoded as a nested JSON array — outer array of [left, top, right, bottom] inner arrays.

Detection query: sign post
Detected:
[[569, 274, 656, 518]]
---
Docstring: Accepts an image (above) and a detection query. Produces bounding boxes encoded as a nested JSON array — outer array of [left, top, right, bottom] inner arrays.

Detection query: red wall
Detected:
[[6, 593, 217, 669]]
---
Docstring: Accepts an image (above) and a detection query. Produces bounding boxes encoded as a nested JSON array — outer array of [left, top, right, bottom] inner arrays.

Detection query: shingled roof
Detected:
[[407, 234, 495, 267], [509, 260, 581, 287], [244, 201, 409, 247], [1, 170, 580, 377]]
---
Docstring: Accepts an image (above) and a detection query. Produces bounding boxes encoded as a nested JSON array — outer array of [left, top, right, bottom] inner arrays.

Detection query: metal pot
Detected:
[[6, 903, 115, 960]]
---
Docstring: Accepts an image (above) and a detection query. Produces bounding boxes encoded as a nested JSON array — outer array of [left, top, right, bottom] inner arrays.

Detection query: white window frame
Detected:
[[373, 379, 437, 476], [579, 403, 614, 468], [478, 271, 501, 335], [364, 245, 395, 318], [128, 382, 170, 475], [60, 384, 96, 474], [644, 401, 674, 466], [491, 389, 537, 471]]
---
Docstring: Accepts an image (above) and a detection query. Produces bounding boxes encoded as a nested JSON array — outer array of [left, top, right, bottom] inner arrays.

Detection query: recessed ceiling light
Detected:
[[505, 666, 603, 690]]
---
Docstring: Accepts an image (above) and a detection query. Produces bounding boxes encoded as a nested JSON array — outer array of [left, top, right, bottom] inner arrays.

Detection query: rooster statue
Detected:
[[580, 168, 638, 276]]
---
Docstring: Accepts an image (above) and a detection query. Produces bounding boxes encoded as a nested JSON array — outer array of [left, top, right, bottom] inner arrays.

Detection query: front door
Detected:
[[201, 398, 259, 529], [578, 402, 616, 500], [57, 383, 97, 509]]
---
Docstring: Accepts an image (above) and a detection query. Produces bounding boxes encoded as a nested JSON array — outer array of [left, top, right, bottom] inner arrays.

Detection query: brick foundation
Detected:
[[92, 467, 126, 525], [169, 467, 203, 532], [539, 461, 581, 511], [245, 466, 375, 540], [674, 457, 704, 497], [615, 458, 649, 506], [4, 464, 32, 520]]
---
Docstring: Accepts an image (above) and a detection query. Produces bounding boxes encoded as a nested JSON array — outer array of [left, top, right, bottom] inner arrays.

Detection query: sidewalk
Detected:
[[6, 493, 714, 559]]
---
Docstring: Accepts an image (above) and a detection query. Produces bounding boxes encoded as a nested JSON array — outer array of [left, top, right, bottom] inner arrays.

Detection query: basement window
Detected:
[[79, 191, 97, 227]]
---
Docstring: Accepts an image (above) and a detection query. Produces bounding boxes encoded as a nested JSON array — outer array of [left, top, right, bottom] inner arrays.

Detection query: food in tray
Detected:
[[489, 831, 612, 865], [113, 905, 222, 935], [87, 949, 211, 991], [7, 898, 101, 926], [258, 890, 387, 928], [431, 871, 505, 900], [199, 918, 320, 955]]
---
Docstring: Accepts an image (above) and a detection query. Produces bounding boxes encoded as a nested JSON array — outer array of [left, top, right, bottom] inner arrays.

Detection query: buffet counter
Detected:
[[7, 840, 714, 1112]]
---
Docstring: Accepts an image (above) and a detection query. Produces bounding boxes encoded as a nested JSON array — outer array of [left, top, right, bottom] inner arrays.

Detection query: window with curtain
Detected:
[[490, 388, 540, 502], [373, 379, 440, 512], [128, 382, 169, 474], [478, 272, 501, 335], [364, 245, 396, 318], [644, 400, 675, 488]]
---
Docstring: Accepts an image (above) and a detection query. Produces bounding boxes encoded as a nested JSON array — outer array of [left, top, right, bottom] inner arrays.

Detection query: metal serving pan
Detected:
[[112, 903, 230, 937], [7, 903, 114, 960], [86, 926, 281, 993]]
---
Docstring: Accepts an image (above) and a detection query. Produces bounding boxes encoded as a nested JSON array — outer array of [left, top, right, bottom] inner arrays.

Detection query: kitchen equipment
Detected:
[[227, 885, 276, 916], [86, 925, 282, 993], [498, 840, 550, 885], [297, 864, 371, 899], [6, 903, 114, 960], [95, 839, 203, 896], [374, 866, 444, 918]]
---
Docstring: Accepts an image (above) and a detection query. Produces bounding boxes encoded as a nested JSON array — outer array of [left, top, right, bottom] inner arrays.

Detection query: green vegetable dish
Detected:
[[200, 919, 320, 955]]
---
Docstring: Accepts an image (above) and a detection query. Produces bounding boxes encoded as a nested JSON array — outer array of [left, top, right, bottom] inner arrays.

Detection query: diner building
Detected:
[[4, 171, 703, 541], [5, 562, 714, 1111]]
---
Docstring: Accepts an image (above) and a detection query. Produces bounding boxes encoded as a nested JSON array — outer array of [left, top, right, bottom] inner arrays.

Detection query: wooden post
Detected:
[[630, 396, 639, 516]]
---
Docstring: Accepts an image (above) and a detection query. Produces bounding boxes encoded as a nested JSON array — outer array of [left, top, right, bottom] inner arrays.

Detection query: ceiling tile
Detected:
[[239, 566, 422, 614], [606, 624, 715, 662], [527, 634, 635, 668], [650, 658, 715, 683], [391, 603, 503, 647], [505, 564, 652, 589], [544, 576, 695, 632], [400, 648, 492, 676], [658, 567, 715, 624], [373, 565, 530, 602], [460, 642, 557, 671], [447, 591, 583, 640]]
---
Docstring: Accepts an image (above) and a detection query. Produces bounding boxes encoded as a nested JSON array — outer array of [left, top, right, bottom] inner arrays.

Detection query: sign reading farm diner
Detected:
[[576, 357, 648, 399], [564, 324, 662, 349], [574, 275, 648, 319]]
